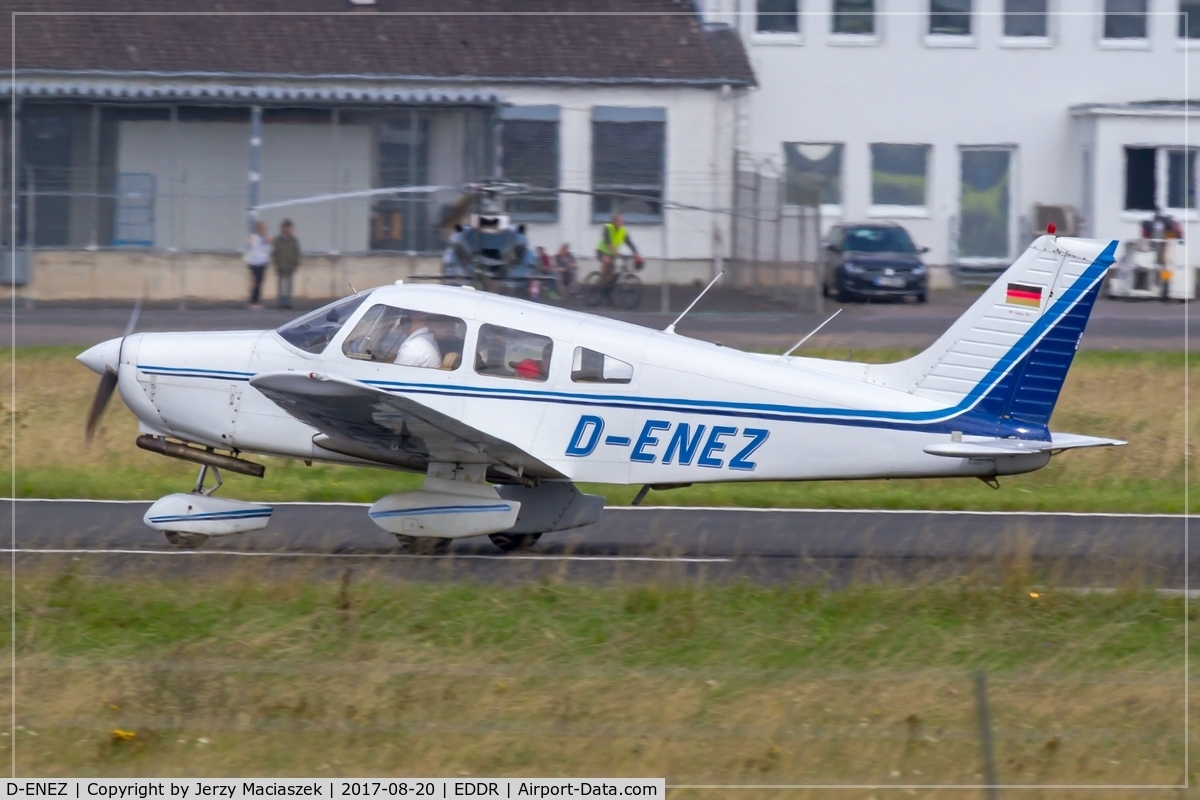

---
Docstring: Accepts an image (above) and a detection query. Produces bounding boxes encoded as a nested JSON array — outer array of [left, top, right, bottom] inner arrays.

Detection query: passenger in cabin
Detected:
[[513, 343, 552, 380], [394, 311, 442, 368]]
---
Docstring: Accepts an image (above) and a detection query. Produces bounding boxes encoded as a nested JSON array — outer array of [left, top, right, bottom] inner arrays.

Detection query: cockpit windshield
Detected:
[[276, 292, 370, 354]]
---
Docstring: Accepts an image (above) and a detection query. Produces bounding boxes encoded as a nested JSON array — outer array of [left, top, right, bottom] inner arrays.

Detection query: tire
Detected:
[[488, 532, 543, 553], [581, 271, 607, 308], [916, 291, 927, 303], [395, 535, 451, 555], [836, 283, 853, 303], [164, 531, 209, 549], [612, 272, 643, 311]]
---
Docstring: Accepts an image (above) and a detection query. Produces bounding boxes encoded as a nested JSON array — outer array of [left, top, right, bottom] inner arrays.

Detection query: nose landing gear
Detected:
[[144, 463, 274, 549]]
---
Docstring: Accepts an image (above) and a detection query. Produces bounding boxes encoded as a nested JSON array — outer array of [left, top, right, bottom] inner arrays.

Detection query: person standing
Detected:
[[554, 243, 578, 295], [271, 218, 301, 309], [244, 219, 272, 310]]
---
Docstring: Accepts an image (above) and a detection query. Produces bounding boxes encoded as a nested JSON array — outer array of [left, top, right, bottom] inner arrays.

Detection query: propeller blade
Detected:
[[86, 292, 141, 443], [85, 366, 119, 442], [123, 292, 143, 339]]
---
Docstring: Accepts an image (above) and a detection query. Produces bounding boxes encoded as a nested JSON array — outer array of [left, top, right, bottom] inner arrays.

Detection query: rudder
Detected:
[[867, 235, 1117, 429]]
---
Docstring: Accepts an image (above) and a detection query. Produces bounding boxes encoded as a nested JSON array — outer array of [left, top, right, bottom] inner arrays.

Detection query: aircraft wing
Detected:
[[249, 371, 564, 479], [924, 433, 1126, 458]]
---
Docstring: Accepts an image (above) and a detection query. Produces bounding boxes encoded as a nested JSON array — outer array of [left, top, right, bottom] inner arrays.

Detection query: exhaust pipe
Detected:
[[136, 435, 266, 478]]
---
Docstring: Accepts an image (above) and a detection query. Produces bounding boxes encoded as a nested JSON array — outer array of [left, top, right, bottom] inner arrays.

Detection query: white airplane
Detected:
[[78, 233, 1124, 552]]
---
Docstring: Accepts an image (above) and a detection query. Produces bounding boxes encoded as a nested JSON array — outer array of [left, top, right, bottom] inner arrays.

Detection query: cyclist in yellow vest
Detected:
[[595, 213, 645, 282]]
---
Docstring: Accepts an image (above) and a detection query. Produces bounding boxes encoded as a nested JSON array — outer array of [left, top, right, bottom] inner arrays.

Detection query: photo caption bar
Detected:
[[3, 780, 665, 800]]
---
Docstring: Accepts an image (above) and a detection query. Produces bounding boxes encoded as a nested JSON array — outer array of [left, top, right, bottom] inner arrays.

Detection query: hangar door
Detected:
[[957, 147, 1015, 263]]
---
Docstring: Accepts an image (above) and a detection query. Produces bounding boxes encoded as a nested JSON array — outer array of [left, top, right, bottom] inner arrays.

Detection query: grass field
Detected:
[[2, 346, 1193, 512], [0, 564, 1188, 790]]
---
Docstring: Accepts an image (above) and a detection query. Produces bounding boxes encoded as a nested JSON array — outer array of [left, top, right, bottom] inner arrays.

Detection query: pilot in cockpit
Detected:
[[394, 311, 442, 368]]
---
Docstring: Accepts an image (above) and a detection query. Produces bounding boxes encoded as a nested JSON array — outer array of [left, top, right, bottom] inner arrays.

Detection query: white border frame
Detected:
[[2, 6, 1190, 796]]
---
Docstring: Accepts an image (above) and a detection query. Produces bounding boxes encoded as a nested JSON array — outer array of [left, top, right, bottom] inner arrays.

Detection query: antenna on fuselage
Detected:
[[664, 272, 723, 335], [781, 308, 842, 358]]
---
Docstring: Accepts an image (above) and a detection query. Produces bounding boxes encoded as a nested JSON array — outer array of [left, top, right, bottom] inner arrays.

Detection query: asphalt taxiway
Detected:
[[2, 500, 1190, 587]]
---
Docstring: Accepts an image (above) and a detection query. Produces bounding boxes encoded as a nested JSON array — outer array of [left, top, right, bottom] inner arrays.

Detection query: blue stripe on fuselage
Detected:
[[139, 243, 1114, 440]]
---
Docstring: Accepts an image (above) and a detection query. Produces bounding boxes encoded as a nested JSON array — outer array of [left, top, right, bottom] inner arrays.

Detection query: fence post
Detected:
[[23, 166, 34, 310], [814, 204, 823, 315], [773, 179, 783, 300], [659, 209, 669, 314], [974, 670, 1000, 800], [88, 103, 100, 250], [178, 169, 188, 311], [750, 170, 760, 291]]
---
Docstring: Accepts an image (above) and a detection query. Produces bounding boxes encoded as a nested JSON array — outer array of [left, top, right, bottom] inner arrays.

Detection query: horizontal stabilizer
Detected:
[[924, 432, 1126, 458]]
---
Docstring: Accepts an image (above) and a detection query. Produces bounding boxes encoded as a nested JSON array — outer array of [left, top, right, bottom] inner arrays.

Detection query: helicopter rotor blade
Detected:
[[438, 192, 477, 229]]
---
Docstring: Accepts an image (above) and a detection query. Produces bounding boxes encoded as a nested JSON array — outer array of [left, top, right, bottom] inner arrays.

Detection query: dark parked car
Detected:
[[822, 223, 929, 303]]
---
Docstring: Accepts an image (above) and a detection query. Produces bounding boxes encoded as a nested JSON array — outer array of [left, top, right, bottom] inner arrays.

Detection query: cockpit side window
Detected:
[[474, 324, 553, 382], [276, 292, 369, 354], [571, 347, 633, 384], [342, 304, 467, 370]]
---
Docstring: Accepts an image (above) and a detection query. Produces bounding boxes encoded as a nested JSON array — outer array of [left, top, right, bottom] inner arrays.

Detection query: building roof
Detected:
[[1070, 100, 1199, 118], [1, 0, 756, 89]]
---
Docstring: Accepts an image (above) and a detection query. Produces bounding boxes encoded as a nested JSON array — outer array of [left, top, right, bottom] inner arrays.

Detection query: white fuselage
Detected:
[[111, 284, 1046, 485]]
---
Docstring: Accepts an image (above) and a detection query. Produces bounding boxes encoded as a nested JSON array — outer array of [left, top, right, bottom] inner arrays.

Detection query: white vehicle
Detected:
[[1106, 238, 1193, 301], [79, 234, 1125, 552]]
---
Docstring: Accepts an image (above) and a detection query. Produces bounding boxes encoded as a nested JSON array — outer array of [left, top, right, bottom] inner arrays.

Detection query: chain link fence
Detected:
[[728, 153, 824, 313]]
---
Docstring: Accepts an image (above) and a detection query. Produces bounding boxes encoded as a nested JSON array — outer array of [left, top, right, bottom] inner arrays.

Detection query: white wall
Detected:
[[115, 86, 736, 272], [701, 0, 1198, 264], [1082, 110, 1198, 254], [494, 85, 735, 271], [118, 119, 372, 253]]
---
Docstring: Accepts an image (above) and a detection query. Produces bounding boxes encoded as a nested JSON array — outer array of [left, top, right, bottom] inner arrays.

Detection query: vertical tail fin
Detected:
[[867, 236, 1117, 429]]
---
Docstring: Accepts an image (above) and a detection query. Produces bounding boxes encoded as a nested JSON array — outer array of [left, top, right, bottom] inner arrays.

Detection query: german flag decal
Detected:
[[1005, 282, 1042, 308]]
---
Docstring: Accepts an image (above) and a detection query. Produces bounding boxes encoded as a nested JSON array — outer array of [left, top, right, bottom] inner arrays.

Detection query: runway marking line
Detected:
[[2, 498, 1191, 519], [0, 547, 731, 563]]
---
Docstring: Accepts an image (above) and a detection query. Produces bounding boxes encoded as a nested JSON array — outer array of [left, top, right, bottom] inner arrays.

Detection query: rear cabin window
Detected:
[[342, 305, 467, 370], [277, 292, 370, 354], [571, 347, 633, 384], [474, 324, 553, 382]]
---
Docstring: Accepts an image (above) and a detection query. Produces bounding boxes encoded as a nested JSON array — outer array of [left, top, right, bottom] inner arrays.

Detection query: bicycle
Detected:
[[582, 254, 644, 310]]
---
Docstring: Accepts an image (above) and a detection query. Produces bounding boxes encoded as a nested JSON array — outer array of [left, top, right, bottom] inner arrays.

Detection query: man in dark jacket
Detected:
[[271, 219, 301, 309]]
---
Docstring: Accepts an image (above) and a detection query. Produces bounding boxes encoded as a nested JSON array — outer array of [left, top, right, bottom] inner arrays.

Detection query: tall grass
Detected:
[[0, 565, 1188, 785]]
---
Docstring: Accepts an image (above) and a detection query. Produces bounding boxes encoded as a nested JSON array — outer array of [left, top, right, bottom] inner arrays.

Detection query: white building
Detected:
[[700, 0, 1198, 267], [2, 0, 754, 281]]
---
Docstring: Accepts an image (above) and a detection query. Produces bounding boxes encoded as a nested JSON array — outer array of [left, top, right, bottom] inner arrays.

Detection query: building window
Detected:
[[832, 0, 875, 34], [500, 106, 559, 221], [1125, 147, 1156, 210], [1004, 0, 1047, 37], [784, 143, 842, 206], [1179, 0, 1200, 38], [1104, 0, 1148, 39], [871, 144, 930, 208], [1168, 149, 1197, 209], [1125, 147, 1197, 211], [757, 0, 799, 33], [930, 0, 971, 35], [591, 107, 666, 223]]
